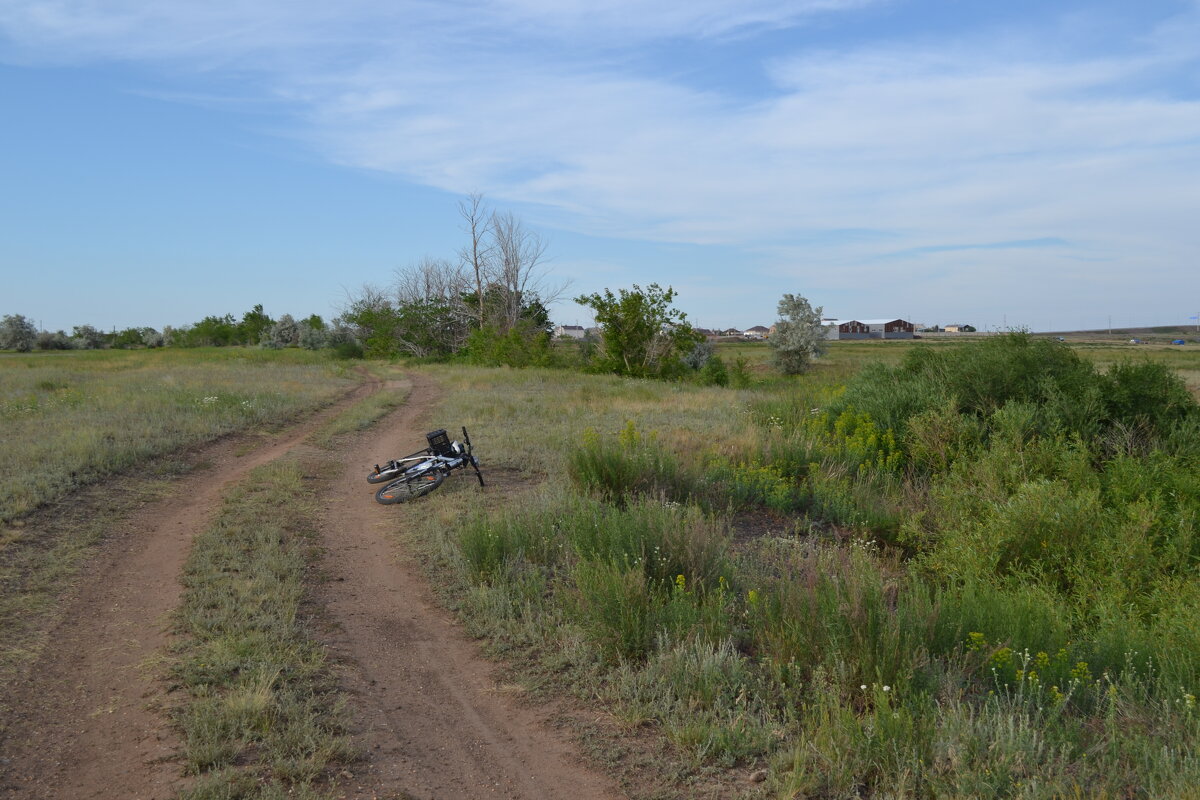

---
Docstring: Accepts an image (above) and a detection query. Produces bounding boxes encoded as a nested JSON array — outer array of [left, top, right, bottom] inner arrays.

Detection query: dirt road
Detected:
[[318, 373, 617, 799], [0, 373, 619, 799]]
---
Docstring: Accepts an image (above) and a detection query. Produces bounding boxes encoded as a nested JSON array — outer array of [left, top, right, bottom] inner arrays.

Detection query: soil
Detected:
[[317, 373, 616, 799], [0, 372, 620, 800]]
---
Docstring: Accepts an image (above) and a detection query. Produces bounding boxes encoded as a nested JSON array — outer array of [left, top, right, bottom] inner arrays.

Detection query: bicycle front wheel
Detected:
[[375, 469, 445, 504]]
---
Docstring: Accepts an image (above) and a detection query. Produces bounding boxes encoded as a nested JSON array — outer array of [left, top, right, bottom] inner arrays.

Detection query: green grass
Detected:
[[398, 348, 1200, 799], [0, 347, 356, 522], [172, 458, 354, 800]]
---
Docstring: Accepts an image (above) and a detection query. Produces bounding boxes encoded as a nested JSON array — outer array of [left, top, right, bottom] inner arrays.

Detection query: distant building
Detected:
[[823, 320, 870, 340], [860, 319, 915, 339], [554, 324, 586, 339], [743, 325, 770, 339], [943, 324, 976, 333], [824, 318, 914, 340]]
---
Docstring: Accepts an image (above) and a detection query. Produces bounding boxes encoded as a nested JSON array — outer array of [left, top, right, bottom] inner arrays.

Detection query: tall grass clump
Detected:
[[567, 420, 696, 505], [455, 492, 734, 660]]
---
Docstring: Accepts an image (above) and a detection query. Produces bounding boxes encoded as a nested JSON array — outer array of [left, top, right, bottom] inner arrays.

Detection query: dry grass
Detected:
[[0, 348, 355, 522]]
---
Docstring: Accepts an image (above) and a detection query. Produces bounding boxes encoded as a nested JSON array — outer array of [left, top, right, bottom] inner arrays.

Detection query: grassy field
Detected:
[[3, 339, 1199, 798], [0, 347, 356, 523], [721, 338, 1200, 399], [406, 336, 1200, 798]]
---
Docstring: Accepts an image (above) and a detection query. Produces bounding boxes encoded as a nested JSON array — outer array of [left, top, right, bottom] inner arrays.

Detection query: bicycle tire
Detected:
[[375, 469, 445, 504], [367, 463, 403, 484]]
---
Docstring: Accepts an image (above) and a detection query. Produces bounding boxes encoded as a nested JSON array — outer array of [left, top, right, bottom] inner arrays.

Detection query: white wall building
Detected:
[[554, 325, 586, 339]]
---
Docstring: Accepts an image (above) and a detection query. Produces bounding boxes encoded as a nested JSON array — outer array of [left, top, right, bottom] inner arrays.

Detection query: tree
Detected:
[[72, 324, 104, 350], [458, 193, 494, 329], [343, 197, 561, 363], [575, 283, 702, 378], [769, 293, 827, 375], [490, 210, 562, 334], [262, 314, 300, 348], [1, 314, 37, 352], [394, 256, 473, 355], [36, 330, 73, 350], [341, 285, 403, 357], [238, 304, 274, 345], [185, 314, 238, 347], [457, 195, 565, 335]]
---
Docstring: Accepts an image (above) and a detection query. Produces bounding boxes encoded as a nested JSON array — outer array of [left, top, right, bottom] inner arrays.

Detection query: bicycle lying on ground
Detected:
[[368, 427, 485, 504]]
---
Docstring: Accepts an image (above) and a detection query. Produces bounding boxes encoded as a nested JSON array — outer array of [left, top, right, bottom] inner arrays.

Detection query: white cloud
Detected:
[[3, 0, 1199, 328]]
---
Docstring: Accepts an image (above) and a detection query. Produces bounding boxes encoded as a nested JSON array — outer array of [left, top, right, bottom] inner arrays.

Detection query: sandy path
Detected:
[[0, 378, 382, 799], [317, 372, 619, 800]]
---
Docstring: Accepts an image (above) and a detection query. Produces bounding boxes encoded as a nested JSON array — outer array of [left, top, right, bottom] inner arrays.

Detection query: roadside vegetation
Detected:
[[407, 334, 1200, 798], [171, 458, 354, 800]]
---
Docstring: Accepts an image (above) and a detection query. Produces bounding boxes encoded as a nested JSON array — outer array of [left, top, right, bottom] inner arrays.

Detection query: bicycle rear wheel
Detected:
[[375, 469, 445, 504], [367, 462, 403, 484]]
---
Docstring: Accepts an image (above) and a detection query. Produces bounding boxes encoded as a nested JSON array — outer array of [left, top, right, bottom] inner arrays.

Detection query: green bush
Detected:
[[463, 324, 554, 368], [697, 354, 729, 386], [825, 332, 1197, 454]]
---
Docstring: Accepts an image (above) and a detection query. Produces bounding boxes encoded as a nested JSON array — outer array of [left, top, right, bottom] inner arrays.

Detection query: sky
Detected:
[[2, 0, 1199, 333]]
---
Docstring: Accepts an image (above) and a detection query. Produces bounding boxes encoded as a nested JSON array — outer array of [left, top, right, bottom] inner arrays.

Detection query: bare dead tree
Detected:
[[390, 256, 473, 354], [394, 256, 468, 306], [490, 210, 565, 333], [457, 193, 494, 328], [347, 196, 565, 357]]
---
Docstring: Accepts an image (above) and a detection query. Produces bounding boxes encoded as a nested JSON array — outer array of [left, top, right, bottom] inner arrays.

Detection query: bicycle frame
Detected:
[[369, 426, 485, 502]]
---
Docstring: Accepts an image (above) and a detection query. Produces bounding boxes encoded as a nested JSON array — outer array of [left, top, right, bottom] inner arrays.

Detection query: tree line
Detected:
[[0, 305, 360, 356], [5, 195, 830, 378]]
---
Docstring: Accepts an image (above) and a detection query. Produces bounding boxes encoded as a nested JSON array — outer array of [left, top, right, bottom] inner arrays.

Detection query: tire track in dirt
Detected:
[[0, 376, 382, 800], [316, 372, 620, 800]]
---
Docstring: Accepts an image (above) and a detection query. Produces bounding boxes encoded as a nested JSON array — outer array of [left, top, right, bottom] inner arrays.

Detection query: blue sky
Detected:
[[2, 0, 1198, 333]]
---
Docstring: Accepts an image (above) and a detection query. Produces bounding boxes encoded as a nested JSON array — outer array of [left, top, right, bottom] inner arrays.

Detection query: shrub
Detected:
[[684, 339, 715, 370], [827, 332, 1197, 454], [297, 324, 326, 350], [463, 323, 553, 368], [769, 293, 827, 374], [35, 330, 74, 351], [697, 355, 729, 386], [261, 314, 300, 349], [330, 340, 363, 359]]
